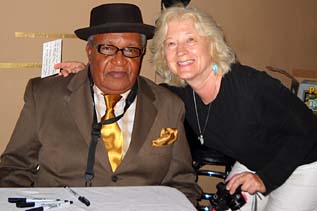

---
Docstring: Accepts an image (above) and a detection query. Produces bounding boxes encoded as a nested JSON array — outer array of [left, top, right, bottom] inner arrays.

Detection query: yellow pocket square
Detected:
[[152, 128, 178, 147]]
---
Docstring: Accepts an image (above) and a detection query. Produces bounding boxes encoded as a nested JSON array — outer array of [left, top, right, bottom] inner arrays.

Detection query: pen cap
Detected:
[[8, 197, 26, 203], [79, 196, 90, 206], [16, 202, 35, 208]]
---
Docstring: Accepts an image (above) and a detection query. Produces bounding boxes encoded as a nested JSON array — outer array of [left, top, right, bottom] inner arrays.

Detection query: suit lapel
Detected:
[[122, 77, 157, 164], [66, 68, 93, 145], [67, 67, 112, 172]]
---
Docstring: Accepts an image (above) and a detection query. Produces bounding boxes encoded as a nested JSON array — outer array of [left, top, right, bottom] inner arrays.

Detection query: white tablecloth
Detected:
[[1, 186, 196, 211]]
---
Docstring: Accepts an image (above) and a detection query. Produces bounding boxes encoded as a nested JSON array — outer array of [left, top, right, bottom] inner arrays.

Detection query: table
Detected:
[[1, 186, 196, 211]]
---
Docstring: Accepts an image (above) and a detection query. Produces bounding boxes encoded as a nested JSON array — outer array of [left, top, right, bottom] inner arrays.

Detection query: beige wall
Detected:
[[1, 0, 317, 154]]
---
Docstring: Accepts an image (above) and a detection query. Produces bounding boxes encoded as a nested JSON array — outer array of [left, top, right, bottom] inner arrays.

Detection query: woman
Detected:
[[151, 5, 317, 211], [56, 5, 317, 211]]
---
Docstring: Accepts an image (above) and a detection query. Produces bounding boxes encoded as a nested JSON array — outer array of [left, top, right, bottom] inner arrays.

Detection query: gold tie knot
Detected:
[[104, 94, 122, 119]]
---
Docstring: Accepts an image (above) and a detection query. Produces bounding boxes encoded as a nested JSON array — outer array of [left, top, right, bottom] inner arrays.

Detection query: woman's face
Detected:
[[164, 18, 213, 83]]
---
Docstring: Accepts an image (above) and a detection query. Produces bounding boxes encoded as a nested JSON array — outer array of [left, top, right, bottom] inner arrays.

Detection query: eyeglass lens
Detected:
[[96, 44, 142, 58]]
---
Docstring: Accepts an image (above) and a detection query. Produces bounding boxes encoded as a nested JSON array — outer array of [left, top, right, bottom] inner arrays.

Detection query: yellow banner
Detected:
[[0, 63, 42, 68], [15, 32, 76, 39]]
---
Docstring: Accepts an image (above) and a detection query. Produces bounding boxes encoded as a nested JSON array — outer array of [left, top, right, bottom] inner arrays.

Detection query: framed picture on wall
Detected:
[[297, 80, 317, 114]]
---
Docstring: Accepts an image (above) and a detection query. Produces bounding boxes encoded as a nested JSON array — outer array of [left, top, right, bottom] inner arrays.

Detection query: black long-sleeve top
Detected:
[[162, 63, 317, 194]]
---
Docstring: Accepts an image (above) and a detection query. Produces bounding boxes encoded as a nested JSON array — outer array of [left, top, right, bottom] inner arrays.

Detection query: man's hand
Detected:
[[55, 61, 86, 77], [226, 172, 266, 195]]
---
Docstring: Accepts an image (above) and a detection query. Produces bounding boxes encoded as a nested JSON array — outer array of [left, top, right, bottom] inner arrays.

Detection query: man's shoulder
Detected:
[[28, 69, 87, 91], [29, 74, 71, 86], [139, 76, 183, 103]]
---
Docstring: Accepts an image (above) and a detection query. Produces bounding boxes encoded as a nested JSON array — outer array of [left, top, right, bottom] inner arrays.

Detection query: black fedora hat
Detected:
[[75, 3, 155, 41]]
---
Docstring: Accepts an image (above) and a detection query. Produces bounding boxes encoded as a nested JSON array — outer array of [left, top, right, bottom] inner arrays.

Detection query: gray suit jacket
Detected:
[[0, 68, 201, 204]]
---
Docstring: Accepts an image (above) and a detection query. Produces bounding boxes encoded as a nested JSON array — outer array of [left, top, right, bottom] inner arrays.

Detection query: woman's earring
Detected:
[[212, 64, 218, 73]]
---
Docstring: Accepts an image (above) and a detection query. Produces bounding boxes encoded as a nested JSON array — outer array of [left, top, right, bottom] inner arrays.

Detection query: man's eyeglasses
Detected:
[[95, 44, 144, 58]]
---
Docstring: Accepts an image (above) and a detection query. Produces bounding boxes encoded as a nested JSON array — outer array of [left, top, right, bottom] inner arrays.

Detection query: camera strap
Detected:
[[84, 68, 138, 186]]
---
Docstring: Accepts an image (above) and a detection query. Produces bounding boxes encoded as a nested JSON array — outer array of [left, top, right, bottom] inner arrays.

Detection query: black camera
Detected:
[[210, 182, 246, 211]]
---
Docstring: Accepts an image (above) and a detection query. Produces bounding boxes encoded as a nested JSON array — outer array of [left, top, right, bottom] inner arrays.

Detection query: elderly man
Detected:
[[0, 3, 201, 204]]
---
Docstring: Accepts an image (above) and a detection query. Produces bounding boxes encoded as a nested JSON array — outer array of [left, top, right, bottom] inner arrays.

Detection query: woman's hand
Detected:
[[55, 61, 86, 77], [226, 172, 266, 195]]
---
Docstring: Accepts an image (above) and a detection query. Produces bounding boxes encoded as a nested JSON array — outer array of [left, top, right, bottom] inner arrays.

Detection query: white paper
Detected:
[[41, 39, 62, 78]]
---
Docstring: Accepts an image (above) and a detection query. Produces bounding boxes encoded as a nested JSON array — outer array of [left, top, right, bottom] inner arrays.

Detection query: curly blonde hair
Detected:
[[151, 5, 236, 86]]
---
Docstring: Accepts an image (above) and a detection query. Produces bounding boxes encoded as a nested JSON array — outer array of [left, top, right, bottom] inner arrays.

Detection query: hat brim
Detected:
[[74, 23, 155, 41]]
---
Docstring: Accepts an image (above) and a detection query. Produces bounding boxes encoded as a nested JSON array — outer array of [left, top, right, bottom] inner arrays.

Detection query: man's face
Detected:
[[86, 32, 144, 94]]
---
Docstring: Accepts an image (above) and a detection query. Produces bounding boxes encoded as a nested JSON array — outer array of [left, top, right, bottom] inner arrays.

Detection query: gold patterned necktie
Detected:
[[101, 94, 123, 172]]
